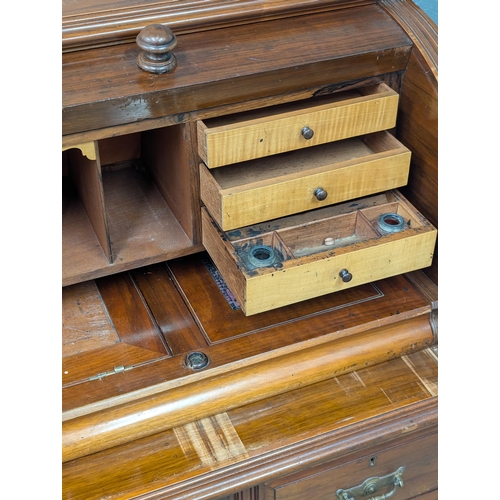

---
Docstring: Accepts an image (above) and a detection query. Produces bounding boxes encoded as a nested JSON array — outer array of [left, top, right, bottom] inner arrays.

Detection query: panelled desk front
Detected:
[[62, 1, 438, 498]]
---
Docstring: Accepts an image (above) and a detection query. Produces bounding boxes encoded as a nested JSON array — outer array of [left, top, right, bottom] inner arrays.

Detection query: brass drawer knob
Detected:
[[314, 187, 328, 201], [301, 126, 314, 140], [339, 269, 352, 282], [136, 24, 177, 74]]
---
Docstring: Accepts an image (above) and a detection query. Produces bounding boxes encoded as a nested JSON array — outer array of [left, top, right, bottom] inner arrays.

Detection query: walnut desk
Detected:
[[62, 1, 438, 498]]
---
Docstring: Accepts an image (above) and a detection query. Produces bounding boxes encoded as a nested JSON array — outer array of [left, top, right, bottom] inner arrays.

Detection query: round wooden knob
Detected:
[[136, 24, 177, 74]]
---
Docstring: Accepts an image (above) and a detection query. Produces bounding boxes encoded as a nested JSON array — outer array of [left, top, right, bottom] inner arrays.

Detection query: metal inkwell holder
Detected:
[[232, 195, 411, 275]]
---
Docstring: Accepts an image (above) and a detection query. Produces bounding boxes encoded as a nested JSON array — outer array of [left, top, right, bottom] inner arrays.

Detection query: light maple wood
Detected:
[[201, 131, 411, 230], [202, 191, 437, 315], [62, 141, 97, 160], [62, 315, 433, 463], [197, 84, 399, 168]]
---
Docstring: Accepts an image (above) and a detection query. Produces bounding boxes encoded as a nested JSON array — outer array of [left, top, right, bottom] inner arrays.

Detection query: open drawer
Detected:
[[202, 190, 437, 315], [200, 131, 411, 230], [197, 83, 399, 168]]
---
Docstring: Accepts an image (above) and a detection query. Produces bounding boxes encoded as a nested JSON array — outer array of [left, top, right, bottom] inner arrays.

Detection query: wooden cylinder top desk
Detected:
[[62, 1, 438, 498]]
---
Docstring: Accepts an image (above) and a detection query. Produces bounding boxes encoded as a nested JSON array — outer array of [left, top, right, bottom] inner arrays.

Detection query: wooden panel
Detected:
[[62, 316, 433, 463], [142, 123, 199, 242], [267, 432, 437, 499], [96, 272, 168, 354], [379, 0, 438, 284], [168, 255, 429, 344], [62, 7, 412, 135], [98, 133, 141, 166], [63, 343, 167, 387], [202, 191, 437, 315], [62, 255, 433, 417], [62, 280, 119, 358], [197, 84, 399, 168], [63, 176, 113, 285], [201, 131, 411, 230], [130, 264, 207, 354], [62, 349, 437, 500], [66, 144, 112, 261]]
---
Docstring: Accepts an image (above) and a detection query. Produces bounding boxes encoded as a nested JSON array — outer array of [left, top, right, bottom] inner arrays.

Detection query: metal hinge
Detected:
[[88, 365, 133, 381]]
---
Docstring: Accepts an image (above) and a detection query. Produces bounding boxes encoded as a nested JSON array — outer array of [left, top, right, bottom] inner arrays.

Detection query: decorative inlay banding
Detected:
[[174, 413, 248, 468]]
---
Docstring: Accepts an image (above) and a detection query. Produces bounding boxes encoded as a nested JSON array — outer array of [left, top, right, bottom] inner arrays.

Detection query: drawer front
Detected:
[[200, 131, 411, 230], [201, 191, 437, 315], [197, 83, 399, 168], [266, 431, 438, 500]]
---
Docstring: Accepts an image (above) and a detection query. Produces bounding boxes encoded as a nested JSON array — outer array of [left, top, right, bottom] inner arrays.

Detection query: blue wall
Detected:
[[412, 0, 437, 25]]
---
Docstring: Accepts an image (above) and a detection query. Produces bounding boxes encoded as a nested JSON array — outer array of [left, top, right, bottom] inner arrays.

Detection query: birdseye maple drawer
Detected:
[[265, 431, 438, 500], [197, 83, 400, 168], [202, 190, 437, 315], [200, 131, 411, 230]]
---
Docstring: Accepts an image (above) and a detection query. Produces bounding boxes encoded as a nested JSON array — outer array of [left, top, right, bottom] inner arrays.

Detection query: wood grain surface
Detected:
[[62, 348, 437, 499], [62, 6, 412, 135]]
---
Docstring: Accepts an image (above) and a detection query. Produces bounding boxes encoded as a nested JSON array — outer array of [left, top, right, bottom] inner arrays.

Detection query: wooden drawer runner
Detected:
[[202, 190, 437, 315], [265, 431, 438, 500], [197, 83, 399, 168], [200, 131, 411, 230]]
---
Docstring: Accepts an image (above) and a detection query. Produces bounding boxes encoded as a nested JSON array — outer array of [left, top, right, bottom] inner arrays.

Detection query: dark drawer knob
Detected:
[[314, 187, 328, 201], [339, 269, 352, 282], [136, 24, 177, 74], [301, 126, 314, 140]]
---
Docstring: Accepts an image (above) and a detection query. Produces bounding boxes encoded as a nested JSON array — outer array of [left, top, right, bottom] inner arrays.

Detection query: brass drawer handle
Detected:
[[314, 187, 328, 201], [336, 466, 405, 500], [301, 126, 314, 139]]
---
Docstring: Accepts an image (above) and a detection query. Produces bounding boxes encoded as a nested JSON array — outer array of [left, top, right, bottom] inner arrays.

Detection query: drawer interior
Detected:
[[200, 131, 411, 231], [228, 192, 429, 271], [205, 132, 405, 188], [197, 83, 399, 168]]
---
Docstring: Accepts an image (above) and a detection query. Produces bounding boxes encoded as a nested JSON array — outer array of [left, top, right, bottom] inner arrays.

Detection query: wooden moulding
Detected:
[[62, 313, 434, 463], [62, 0, 374, 52], [62, 6, 412, 136], [62, 350, 437, 499]]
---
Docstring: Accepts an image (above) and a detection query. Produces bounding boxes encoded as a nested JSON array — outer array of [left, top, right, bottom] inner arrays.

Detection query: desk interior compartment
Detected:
[[63, 126, 198, 286], [202, 190, 437, 315], [197, 83, 400, 168], [200, 131, 411, 230]]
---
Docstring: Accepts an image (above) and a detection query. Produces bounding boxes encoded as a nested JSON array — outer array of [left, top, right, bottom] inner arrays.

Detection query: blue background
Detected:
[[413, 0, 438, 24]]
